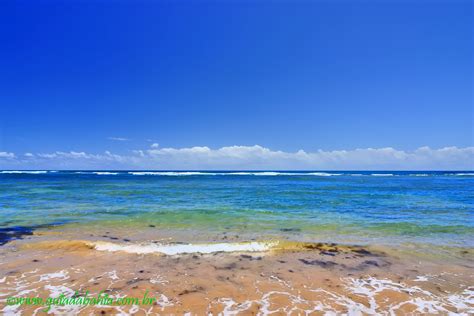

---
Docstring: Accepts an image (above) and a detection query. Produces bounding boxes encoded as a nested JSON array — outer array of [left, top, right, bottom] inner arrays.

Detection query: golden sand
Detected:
[[1, 235, 473, 315]]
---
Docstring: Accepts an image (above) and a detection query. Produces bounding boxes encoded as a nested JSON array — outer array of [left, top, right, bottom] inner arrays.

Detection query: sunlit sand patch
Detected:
[[21, 240, 95, 252], [32, 231, 63, 237]]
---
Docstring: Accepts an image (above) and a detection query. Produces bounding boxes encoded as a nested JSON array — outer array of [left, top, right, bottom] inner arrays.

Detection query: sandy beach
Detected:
[[1, 225, 473, 315]]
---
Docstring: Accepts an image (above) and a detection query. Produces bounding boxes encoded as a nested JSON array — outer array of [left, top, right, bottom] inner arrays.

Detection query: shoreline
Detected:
[[16, 223, 474, 264]]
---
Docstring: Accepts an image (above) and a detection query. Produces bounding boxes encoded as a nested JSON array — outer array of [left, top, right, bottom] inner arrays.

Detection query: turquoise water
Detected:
[[0, 171, 473, 247]]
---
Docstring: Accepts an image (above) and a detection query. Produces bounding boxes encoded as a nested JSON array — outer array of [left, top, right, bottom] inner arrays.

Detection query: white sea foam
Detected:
[[225, 172, 292, 176], [44, 284, 75, 298], [1, 266, 472, 315], [0, 170, 48, 174], [414, 276, 429, 282], [127, 171, 346, 176], [74, 171, 119, 175], [155, 294, 174, 309], [149, 275, 169, 285], [249, 172, 342, 176], [92, 241, 276, 255], [44, 285, 84, 314], [371, 173, 394, 176], [227, 171, 341, 176], [73, 171, 467, 177], [307, 172, 342, 176], [253, 172, 283, 176], [3, 170, 472, 178], [39, 270, 69, 282], [341, 277, 474, 315], [128, 171, 217, 176]]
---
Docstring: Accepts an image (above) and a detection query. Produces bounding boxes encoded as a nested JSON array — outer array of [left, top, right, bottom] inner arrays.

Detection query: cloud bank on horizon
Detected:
[[0, 145, 473, 170]]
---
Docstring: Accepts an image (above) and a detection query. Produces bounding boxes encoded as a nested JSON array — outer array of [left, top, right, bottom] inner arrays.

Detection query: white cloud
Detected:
[[150, 143, 160, 148], [37, 151, 96, 159], [0, 145, 473, 170], [0, 152, 15, 159], [107, 137, 129, 141]]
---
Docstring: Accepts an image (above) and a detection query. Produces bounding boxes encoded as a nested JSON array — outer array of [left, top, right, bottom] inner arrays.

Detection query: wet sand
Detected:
[[1, 229, 473, 315]]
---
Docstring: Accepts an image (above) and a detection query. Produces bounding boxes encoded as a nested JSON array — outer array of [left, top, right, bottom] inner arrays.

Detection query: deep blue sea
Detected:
[[0, 170, 473, 249]]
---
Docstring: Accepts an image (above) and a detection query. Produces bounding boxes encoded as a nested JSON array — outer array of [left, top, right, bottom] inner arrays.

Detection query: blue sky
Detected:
[[0, 0, 472, 169]]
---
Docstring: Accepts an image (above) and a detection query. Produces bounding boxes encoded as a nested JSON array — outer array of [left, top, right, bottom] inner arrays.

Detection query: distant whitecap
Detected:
[[0, 170, 48, 174]]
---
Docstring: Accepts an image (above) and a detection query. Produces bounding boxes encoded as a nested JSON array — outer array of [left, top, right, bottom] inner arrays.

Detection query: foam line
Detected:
[[92, 241, 277, 255]]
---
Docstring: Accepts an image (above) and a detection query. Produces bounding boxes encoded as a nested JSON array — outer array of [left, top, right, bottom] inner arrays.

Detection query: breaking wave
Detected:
[[0, 170, 48, 174], [92, 241, 276, 255], [2, 171, 473, 177]]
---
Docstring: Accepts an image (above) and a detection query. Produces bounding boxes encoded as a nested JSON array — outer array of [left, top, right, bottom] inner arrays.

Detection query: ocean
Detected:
[[1, 170, 473, 249]]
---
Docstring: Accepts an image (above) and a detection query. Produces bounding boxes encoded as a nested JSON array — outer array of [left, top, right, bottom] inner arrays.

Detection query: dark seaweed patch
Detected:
[[0, 227, 33, 245], [126, 278, 145, 285], [0, 223, 66, 246], [363, 260, 380, 267], [280, 228, 301, 232], [178, 286, 205, 296], [240, 254, 262, 261], [352, 249, 374, 256], [303, 243, 324, 250], [214, 262, 238, 270], [299, 259, 338, 268], [350, 259, 391, 271]]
